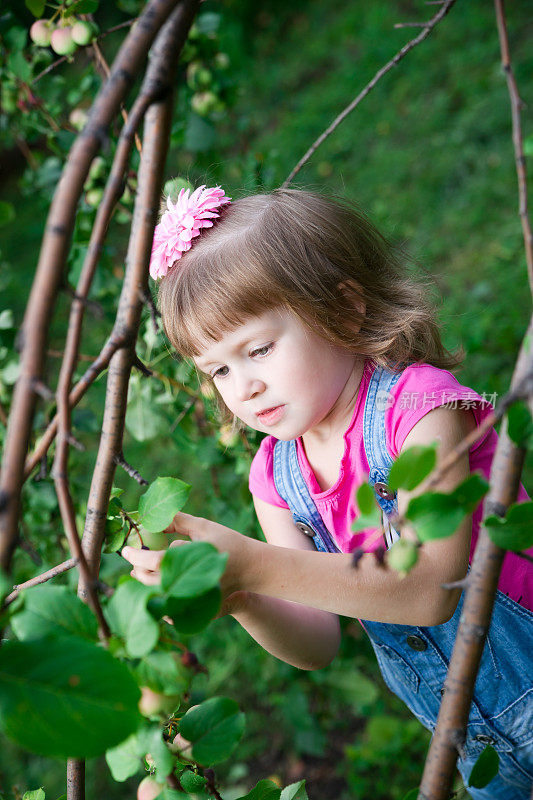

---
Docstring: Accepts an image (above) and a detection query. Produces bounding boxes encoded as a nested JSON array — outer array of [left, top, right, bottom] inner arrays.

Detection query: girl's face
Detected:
[[193, 308, 363, 443]]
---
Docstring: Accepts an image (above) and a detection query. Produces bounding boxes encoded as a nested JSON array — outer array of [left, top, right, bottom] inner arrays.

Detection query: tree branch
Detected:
[[494, 0, 533, 294], [282, 0, 457, 187]]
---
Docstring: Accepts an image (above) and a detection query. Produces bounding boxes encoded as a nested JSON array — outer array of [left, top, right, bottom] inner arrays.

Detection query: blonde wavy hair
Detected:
[[157, 188, 461, 374]]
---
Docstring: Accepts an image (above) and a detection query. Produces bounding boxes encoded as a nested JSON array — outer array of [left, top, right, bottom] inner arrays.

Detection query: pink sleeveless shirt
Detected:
[[249, 362, 532, 611]]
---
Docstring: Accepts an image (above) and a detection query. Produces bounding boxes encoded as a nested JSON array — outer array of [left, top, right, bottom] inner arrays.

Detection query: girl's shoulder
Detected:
[[385, 362, 494, 458], [248, 435, 289, 508]]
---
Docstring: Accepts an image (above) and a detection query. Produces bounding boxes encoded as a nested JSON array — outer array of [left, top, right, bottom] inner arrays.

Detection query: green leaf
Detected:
[[165, 587, 221, 634], [0, 202, 15, 227], [126, 377, 170, 442], [106, 579, 159, 657], [7, 51, 32, 83], [63, 0, 99, 15], [406, 493, 465, 542], [0, 635, 141, 758], [105, 732, 143, 782], [160, 542, 227, 599], [485, 502, 533, 552], [356, 482, 375, 515], [236, 781, 281, 800], [134, 650, 188, 696], [25, 0, 46, 16], [351, 503, 381, 533], [468, 744, 499, 789], [179, 770, 207, 793], [506, 401, 533, 448], [406, 474, 488, 542], [179, 696, 245, 765], [138, 477, 191, 533], [388, 445, 437, 492], [23, 790, 45, 800], [11, 585, 98, 643], [144, 725, 175, 780], [280, 781, 308, 800], [195, 12, 221, 36], [0, 309, 14, 329]]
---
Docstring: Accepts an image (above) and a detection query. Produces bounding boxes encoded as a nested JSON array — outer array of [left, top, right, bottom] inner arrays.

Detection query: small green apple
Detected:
[[50, 28, 77, 56], [139, 686, 180, 718], [30, 20, 52, 47]]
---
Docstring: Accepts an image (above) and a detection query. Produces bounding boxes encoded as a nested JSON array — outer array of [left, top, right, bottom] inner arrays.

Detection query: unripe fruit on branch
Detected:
[[137, 776, 165, 800], [214, 52, 230, 70], [386, 538, 419, 577], [191, 91, 223, 117], [69, 107, 88, 131], [139, 686, 181, 718], [85, 187, 104, 208], [30, 20, 52, 47], [50, 28, 77, 56], [88, 156, 106, 182], [71, 20, 97, 46], [126, 526, 169, 551], [169, 731, 193, 758], [186, 62, 212, 90]]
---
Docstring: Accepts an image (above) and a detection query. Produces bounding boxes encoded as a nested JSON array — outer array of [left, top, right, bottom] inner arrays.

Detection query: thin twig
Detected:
[[3, 557, 77, 607], [283, 0, 457, 187], [114, 452, 149, 485], [494, 0, 533, 294]]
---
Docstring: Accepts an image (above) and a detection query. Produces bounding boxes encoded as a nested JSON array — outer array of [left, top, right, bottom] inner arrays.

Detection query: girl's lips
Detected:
[[256, 405, 285, 426]]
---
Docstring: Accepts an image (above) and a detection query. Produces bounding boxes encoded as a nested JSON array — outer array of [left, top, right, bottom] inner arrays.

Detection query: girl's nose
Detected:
[[235, 376, 265, 402]]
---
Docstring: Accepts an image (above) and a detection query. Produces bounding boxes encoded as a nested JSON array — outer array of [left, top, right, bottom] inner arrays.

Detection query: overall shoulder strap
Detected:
[[272, 439, 339, 553], [363, 365, 402, 548]]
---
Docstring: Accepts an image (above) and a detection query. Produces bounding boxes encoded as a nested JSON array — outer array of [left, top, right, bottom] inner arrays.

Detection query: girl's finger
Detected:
[[122, 546, 164, 570], [130, 568, 161, 586], [169, 538, 190, 549], [164, 511, 200, 536]]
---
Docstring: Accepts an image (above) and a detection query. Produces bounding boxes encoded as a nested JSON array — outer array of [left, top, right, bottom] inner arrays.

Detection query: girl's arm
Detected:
[[236, 406, 473, 626], [226, 498, 340, 670], [124, 406, 475, 628]]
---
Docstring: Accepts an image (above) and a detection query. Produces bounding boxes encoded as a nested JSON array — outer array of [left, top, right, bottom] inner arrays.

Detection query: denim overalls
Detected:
[[272, 366, 533, 798]]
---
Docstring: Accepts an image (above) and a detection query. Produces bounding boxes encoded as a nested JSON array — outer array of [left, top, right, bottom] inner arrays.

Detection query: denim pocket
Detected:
[[371, 640, 419, 694]]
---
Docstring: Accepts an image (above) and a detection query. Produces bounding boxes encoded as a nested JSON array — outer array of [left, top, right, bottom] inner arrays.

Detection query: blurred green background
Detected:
[[0, 0, 531, 797]]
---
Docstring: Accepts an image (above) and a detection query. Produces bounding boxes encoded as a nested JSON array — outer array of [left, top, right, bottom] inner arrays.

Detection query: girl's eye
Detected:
[[212, 365, 229, 379], [250, 343, 273, 358]]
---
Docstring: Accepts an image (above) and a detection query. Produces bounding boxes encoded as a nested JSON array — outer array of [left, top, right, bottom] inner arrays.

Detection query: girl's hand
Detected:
[[121, 512, 254, 601]]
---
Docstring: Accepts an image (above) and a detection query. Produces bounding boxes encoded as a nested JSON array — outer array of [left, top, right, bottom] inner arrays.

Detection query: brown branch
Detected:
[[419, 317, 533, 799], [0, 0, 184, 574], [24, 341, 197, 480], [494, 0, 533, 295], [282, 0, 457, 187], [91, 39, 143, 155], [78, 0, 201, 591], [24, 333, 126, 479], [115, 451, 149, 485], [2, 557, 77, 608]]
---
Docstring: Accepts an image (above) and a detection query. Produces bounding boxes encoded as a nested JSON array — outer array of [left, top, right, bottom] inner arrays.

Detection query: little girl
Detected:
[[122, 186, 533, 798]]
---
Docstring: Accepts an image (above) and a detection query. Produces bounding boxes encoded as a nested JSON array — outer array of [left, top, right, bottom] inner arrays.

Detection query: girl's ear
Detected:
[[337, 280, 366, 320]]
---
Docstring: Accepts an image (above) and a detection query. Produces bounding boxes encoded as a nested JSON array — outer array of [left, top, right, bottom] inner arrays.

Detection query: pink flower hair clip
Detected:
[[149, 184, 231, 280]]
